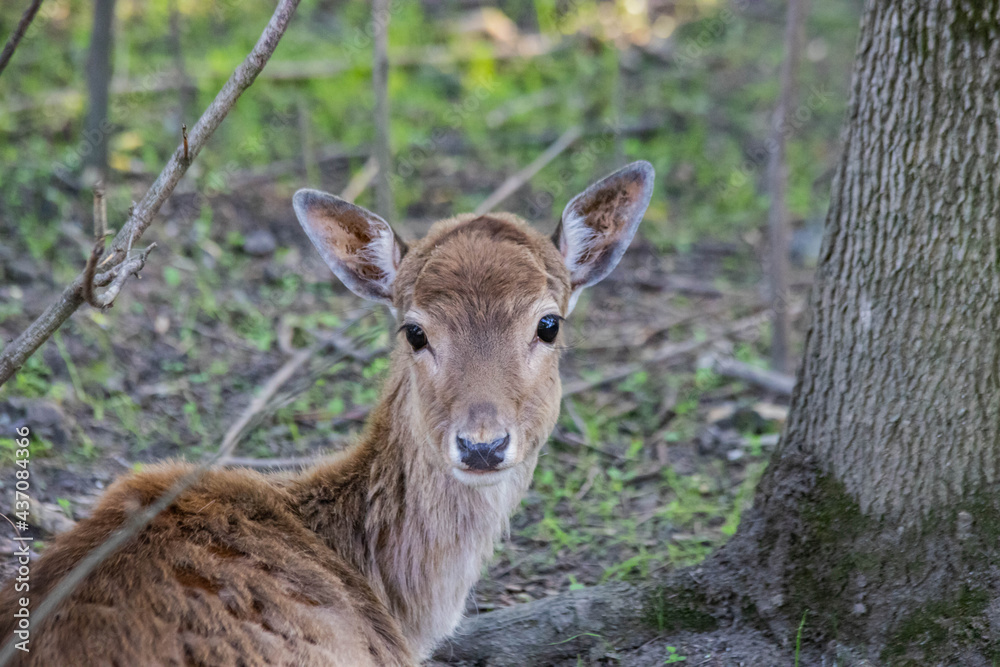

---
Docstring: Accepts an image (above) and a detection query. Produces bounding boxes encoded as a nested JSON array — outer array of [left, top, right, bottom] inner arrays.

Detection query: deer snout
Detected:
[[456, 433, 510, 471]]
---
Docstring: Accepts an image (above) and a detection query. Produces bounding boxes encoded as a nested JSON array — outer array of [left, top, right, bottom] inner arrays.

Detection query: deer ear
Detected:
[[293, 189, 408, 305], [553, 161, 654, 312]]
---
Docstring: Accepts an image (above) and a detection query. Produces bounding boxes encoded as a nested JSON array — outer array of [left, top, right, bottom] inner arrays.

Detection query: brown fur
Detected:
[[0, 163, 652, 666]]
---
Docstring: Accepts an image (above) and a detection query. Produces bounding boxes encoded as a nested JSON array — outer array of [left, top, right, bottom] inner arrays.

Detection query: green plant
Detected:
[[664, 645, 687, 663], [794, 610, 809, 667]]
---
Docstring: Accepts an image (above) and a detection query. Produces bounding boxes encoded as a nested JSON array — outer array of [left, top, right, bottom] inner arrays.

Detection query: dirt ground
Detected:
[[0, 176, 816, 664]]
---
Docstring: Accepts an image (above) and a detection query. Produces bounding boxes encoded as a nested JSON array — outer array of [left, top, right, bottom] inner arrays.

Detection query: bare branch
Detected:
[[0, 0, 44, 79], [0, 0, 302, 388], [475, 125, 582, 215], [88, 244, 157, 309], [217, 325, 382, 462], [80, 240, 105, 308]]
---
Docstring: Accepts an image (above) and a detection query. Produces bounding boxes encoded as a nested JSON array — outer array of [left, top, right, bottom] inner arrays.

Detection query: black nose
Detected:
[[456, 434, 510, 471]]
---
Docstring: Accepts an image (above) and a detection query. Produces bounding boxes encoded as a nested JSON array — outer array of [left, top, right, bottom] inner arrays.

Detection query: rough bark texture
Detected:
[[720, 0, 1000, 662], [439, 1, 1000, 664]]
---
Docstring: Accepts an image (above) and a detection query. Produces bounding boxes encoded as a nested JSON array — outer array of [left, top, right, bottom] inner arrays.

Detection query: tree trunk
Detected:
[[720, 0, 1000, 661], [438, 1, 1000, 664], [83, 0, 117, 180], [765, 0, 805, 374]]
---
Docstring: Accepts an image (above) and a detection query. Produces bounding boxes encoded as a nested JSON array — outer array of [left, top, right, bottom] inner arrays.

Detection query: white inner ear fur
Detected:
[[558, 208, 598, 315], [357, 222, 403, 298], [559, 208, 599, 283]]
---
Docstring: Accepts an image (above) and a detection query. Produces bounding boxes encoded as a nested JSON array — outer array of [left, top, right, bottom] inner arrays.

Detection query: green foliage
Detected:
[[664, 645, 688, 663], [0, 0, 859, 252]]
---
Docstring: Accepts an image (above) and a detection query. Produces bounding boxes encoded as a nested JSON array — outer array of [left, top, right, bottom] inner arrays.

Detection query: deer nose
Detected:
[[456, 433, 510, 471]]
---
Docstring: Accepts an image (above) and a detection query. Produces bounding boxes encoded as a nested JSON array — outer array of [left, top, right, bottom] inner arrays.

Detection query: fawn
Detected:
[[0, 162, 654, 666]]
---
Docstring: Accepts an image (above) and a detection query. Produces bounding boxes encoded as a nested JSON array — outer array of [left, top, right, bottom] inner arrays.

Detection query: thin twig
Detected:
[[82, 184, 112, 308], [88, 244, 158, 309], [0, 0, 302, 388], [0, 0, 44, 79], [475, 125, 582, 215], [93, 181, 107, 239], [80, 240, 105, 308]]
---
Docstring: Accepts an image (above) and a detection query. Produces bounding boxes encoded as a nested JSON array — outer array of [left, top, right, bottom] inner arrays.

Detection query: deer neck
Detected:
[[292, 368, 537, 659]]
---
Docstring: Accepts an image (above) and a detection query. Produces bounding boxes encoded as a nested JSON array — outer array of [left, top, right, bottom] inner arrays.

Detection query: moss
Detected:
[[882, 585, 991, 664], [643, 587, 718, 634], [781, 474, 877, 639]]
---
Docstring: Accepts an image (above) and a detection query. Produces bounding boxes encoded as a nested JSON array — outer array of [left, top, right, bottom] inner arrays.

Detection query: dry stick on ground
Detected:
[[709, 355, 795, 396], [0, 0, 44, 78], [216, 327, 383, 463], [561, 310, 772, 398], [0, 0, 301, 388], [474, 125, 583, 215], [765, 0, 806, 373]]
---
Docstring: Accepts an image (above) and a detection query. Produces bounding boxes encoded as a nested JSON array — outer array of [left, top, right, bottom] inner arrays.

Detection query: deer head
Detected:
[[293, 161, 654, 489]]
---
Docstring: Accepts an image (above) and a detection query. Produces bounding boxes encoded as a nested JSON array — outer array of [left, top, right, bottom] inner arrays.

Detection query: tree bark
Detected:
[[439, 1, 1000, 664], [720, 0, 1000, 661]]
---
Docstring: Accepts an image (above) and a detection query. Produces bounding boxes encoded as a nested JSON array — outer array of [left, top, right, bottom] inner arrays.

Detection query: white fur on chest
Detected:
[[374, 460, 531, 659]]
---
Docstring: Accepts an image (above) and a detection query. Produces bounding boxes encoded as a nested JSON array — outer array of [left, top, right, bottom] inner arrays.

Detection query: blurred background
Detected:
[[0, 0, 860, 620]]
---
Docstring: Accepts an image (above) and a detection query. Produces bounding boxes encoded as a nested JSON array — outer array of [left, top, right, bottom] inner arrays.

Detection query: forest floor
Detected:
[[0, 175, 816, 665]]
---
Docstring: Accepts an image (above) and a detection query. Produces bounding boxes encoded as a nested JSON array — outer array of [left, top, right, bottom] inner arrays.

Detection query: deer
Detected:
[[0, 161, 654, 666]]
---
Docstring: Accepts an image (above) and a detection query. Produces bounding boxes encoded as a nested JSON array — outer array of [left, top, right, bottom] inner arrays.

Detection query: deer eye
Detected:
[[404, 324, 428, 351], [536, 315, 560, 344]]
